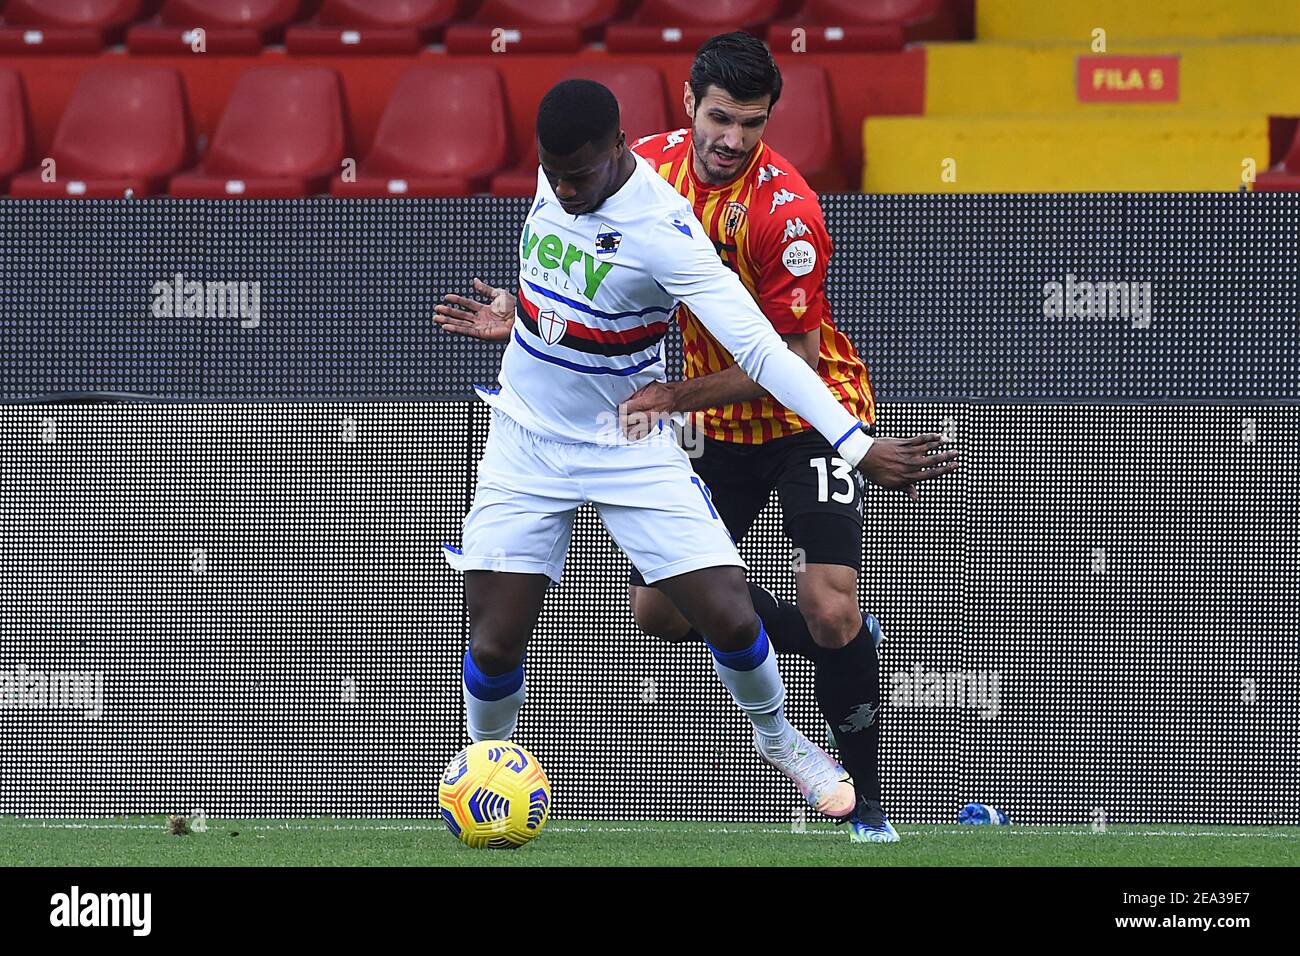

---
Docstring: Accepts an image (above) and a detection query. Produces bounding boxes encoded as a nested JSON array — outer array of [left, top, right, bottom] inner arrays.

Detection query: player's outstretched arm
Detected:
[[649, 210, 960, 489], [433, 278, 516, 342], [624, 373, 958, 498]]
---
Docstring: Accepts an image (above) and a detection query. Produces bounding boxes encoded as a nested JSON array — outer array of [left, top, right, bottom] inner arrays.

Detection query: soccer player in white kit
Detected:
[[442, 80, 958, 816]]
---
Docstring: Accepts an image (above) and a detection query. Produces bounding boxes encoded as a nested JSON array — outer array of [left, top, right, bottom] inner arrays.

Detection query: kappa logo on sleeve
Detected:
[[662, 129, 687, 150], [756, 163, 786, 186], [769, 189, 803, 213], [781, 217, 811, 242]]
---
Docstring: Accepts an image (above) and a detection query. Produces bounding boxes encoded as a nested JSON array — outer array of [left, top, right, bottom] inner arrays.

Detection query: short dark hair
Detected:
[[689, 31, 782, 111], [536, 79, 621, 155]]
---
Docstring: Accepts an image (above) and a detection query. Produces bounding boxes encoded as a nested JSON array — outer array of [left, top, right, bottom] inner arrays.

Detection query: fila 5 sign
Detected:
[[1076, 55, 1179, 103]]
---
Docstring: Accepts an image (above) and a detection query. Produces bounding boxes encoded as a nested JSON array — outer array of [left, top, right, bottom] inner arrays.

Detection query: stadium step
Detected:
[[862, 112, 1268, 192], [976, 0, 1300, 43], [924, 40, 1300, 117]]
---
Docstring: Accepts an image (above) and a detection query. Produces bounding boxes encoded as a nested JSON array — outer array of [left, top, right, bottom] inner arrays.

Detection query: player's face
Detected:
[[685, 83, 771, 185], [538, 133, 625, 216]]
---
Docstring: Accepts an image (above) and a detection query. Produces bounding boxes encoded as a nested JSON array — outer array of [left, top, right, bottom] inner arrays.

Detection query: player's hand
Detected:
[[857, 433, 960, 500], [619, 381, 676, 440], [433, 278, 516, 341]]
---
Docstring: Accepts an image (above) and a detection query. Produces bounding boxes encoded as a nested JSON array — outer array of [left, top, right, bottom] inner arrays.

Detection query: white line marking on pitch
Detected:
[[1, 821, 1295, 839]]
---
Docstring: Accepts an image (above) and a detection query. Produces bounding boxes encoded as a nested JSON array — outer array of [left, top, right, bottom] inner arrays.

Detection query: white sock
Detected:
[[708, 623, 788, 743], [462, 649, 526, 742], [463, 681, 526, 742]]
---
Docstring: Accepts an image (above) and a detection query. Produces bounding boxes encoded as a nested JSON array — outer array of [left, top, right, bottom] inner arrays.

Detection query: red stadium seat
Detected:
[[767, 0, 965, 51], [443, 0, 619, 54], [0, 70, 30, 192], [1254, 124, 1300, 192], [486, 162, 534, 198], [605, 0, 782, 53], [128, 0, 299, 54], [169, 67, 345, 198], [761, 62, 843, 191], [287, 0, 459, 54], [9, 65, 190, 198], [0, 0, 145, 54], [331, 65, 509, 197], [490, 63, 670, 197]]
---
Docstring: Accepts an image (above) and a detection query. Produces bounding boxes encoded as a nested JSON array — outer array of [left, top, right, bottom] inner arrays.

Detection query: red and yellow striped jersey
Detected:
[[631, 128, 876, 444]]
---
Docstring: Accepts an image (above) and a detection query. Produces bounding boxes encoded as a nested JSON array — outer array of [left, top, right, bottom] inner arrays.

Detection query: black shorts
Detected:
[[629, 425, 873, 587]]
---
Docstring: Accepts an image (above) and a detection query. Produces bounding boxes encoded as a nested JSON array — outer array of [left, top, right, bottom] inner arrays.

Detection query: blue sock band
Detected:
[[462, 648, 524, 701], [706, 621, 772, 672]]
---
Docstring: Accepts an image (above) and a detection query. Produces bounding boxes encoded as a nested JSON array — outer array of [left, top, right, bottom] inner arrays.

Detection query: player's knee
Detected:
[[700, 602, 761, 652], [804, 597, 863, 650], [467, 636, 524, 676]]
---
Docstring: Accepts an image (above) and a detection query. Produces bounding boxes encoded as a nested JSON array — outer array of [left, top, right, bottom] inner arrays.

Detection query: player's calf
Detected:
[[789, 567, 886, 811]]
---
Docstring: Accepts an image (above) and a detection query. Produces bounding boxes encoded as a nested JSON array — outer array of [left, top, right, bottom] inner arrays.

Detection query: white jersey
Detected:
[[478, 154, 872, 464]]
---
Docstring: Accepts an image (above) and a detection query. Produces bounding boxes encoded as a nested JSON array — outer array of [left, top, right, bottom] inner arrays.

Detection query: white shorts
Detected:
[[444, 408, 746, 585]]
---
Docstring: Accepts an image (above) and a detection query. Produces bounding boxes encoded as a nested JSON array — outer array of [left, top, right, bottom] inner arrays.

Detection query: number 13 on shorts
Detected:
[[810, 456, 856, 504]]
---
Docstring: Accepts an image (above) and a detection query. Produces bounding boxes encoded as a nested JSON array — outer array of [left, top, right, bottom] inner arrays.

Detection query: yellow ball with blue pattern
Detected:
[[438, 740, 551, 849]]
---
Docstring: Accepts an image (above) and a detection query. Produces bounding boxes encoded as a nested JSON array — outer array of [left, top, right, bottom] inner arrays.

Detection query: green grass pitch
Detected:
[[1, 818, 1295, 866]]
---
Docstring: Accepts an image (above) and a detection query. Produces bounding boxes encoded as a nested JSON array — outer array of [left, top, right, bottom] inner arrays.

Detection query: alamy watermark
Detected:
[[599, 409, 706, 457], [50, 886, 151, 936], [1042, 274, 1152, 328], [889, 663, 1001, 720], [150, 273, 261, 328], [0, 663, 103, 719]]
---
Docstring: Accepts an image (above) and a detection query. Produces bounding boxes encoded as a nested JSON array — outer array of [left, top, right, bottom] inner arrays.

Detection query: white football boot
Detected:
[[754, 725, 856, 818]]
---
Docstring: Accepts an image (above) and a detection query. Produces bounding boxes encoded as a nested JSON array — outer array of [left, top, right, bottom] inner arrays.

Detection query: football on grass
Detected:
[[438, 741, 551, 848]]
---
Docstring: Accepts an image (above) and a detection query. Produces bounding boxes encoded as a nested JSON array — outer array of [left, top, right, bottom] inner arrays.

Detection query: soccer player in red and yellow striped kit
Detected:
[[630, 124, 875, 447], [621, 33, 897, 842]]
